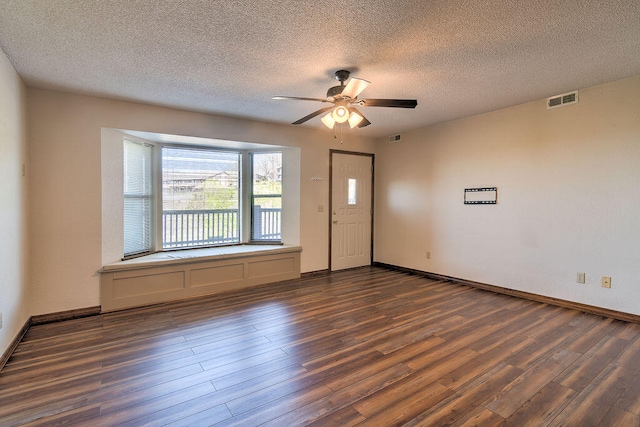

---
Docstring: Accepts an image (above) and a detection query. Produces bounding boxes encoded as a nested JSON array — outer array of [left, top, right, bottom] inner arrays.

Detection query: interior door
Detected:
[[330, 152, 373, 271]]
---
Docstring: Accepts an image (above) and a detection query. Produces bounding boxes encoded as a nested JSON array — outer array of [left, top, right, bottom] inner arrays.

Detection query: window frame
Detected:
[[160, 145, 242, 250], [124, 140, 283, 258], [250, 151, 283, 243]]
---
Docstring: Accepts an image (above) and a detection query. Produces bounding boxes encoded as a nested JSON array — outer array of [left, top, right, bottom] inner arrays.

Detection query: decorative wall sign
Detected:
[[464, 187, 497, 204]]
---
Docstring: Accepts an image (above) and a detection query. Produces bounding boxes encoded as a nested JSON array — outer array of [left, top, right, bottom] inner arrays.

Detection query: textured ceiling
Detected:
[[1, 0, 639, 138]]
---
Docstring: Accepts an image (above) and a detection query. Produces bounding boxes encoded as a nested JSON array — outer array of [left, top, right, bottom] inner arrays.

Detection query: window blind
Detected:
[[123, 139, 153, 256]]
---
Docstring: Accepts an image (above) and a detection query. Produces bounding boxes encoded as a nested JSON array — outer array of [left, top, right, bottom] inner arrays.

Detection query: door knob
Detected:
[[332, 220, 338, 224]]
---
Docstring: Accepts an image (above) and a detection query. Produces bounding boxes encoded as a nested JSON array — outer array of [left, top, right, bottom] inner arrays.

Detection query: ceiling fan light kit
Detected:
[[273, 69, 417, 130], [320, 112, 336, 128], [347, 110, 364, 128], [332, 105, 349, 123]]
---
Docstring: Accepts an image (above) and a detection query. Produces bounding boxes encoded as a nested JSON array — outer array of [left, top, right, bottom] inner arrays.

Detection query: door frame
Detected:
[[328, 149, 375, 271]]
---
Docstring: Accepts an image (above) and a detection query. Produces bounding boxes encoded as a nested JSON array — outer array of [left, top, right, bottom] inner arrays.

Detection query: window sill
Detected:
[[102, 244, 301, 273]]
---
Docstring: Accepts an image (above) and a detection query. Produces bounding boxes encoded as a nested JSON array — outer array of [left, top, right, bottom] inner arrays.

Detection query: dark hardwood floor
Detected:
[[1, 266, 639, 426]]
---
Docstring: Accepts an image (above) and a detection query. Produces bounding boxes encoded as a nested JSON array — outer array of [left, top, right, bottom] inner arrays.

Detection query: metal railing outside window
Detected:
[[163, 207, 281, 248], [252, 201, 282, 240]]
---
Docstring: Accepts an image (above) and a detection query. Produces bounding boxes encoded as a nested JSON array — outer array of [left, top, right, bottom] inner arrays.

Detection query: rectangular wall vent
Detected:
[[547, 90, 578, 109], [388, 133, 402, 143]]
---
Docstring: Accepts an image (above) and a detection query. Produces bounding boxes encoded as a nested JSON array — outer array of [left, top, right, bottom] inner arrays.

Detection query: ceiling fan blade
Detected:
[[358, 116, 371, 128], [292, 106, 334, 125], [360, 98, 418, 108], [341, 77, 370, 99], [273, 96, 328, 103]]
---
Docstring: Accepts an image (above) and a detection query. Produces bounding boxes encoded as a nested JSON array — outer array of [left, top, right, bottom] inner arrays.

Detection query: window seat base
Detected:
[[100, 245, 301, 312]]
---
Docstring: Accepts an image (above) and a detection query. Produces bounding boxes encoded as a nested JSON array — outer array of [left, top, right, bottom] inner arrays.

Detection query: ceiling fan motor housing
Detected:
[[326, 85, 345, 99]]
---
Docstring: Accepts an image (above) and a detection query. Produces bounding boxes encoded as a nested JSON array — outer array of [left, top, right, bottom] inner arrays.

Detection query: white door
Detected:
[[331, 152, 373, 271]]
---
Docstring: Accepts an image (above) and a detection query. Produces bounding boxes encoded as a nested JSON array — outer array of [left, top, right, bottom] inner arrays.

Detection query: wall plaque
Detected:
[[464, 187, 497, 204]]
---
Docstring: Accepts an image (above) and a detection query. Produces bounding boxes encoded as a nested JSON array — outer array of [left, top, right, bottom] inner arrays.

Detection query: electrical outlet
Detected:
[[426, 251, 432, 260], [577, 272, 585, 284], [601, 276, 611, 288]]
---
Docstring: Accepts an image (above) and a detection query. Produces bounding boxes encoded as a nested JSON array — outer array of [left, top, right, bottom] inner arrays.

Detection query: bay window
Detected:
[[123, 139, 282, 258]]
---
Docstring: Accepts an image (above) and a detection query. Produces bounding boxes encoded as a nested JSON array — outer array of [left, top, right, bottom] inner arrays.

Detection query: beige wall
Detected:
[[0, 48, 29, 353], [27, 88, 376, 315], [374, 75, 640, 315]]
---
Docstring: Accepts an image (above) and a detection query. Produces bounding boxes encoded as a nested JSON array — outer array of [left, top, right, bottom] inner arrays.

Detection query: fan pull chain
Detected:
[[331, 124, 343, 144]]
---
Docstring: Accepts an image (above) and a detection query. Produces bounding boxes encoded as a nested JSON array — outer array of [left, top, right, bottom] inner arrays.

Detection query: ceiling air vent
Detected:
[[388, 133, 402, 143], [547, 90, 578, 110]]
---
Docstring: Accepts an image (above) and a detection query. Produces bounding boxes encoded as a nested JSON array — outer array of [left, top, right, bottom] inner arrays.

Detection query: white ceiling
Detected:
[[1, 0, 639, 138]]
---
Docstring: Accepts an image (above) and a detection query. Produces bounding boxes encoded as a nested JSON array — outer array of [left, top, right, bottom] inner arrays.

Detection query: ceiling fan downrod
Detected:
[[327, 70, 351, 99]]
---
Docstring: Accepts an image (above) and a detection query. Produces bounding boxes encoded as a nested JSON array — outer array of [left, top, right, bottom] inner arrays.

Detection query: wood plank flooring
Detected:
[[1, 266, 639, 426]]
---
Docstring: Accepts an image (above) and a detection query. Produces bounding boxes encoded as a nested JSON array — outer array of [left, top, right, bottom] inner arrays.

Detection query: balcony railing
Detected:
[[162, 207, 281, 248], [252, 206, 282, 240], [163, 209, 239, 248]]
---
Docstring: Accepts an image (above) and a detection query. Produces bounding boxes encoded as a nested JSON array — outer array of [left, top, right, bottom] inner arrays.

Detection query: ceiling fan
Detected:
[[273, 70, 418, 129]]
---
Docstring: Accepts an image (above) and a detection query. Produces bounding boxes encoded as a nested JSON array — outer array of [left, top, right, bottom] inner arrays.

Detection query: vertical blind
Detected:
[[123, 139, 153, 256]]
